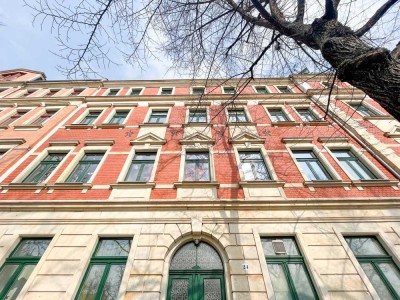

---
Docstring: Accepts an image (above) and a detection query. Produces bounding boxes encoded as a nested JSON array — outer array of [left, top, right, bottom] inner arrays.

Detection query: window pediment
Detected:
[[130, 132, 166, 145], [180, 132, 214, 145], [229, 131, 264, 145]]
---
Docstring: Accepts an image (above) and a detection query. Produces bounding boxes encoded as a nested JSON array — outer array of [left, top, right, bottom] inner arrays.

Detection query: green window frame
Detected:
[[30, 110, 58, 126], [349, 103, 378, 117], [269, 109, 289, 122], [255, 86, 270, 94], [75, 238, 131, 300], [188, 110, 207, 123], [23, 153, 67, 183], [262, 237, 319, 300], [228, 110, 248, 123], [66, 153, 104, 183], [129, 88, 142, 96], [345, 236, 400, 299], [239, 151, 271, 181], [331, 149, 378, 180], [0, 239, 52, 300], [148, 110, 168, 123], [277, 86, 293, 93], [293, 150, 332, 181], [184, 152, 210, 181], [125, 152, 157, 182], [108, 111, 129, 124], [80, 111, 101, 125], [0, 110, 28, 126], [297, 109, 316, 122]]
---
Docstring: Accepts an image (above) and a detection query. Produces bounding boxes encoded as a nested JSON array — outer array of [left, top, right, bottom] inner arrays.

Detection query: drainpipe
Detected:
[[290, 75, 400, 180]]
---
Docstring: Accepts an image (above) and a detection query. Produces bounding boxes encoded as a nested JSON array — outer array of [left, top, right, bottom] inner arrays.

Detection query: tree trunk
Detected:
[[310, 19, 400, 119]]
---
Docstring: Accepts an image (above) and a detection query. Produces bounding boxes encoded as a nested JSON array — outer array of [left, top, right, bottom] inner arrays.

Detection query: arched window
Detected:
[[167, 241, 226, 300]]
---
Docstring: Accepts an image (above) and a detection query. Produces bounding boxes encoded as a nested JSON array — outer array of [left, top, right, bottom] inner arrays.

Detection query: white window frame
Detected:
[[186, 107, 209, 124], [264, 105, 295, 122], [103, 108, 132, 125], [13, 147, 74, 184], [24, 107, 62, 126], [233, 146, 278, 181], [274, 85, 293, 94], [191, 86, 206, 95], [69, 87, 87, 96], [287, 144, 341, 182], [253, 85, 271, 94], [0, 108, 32, 127], [226, 107, 252, 123], [56, 146, 111, 183], [158, 87, 175, 95], [345, 101, 383, 117], [145, 107, 171, 124], [73, 108, 105, 125], [24, 88, 41, 97], [118, 146, 161, 182], [179, 146, 216, 182], [293, 106, 320, 122], [127, 87, 144, 96], [222, 86, 237, 94], [0, 87, 14, 98], [325, 144, 386, 180]]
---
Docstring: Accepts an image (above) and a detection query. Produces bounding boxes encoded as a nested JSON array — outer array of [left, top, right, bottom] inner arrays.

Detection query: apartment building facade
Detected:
[[0, 68, 400, 299]]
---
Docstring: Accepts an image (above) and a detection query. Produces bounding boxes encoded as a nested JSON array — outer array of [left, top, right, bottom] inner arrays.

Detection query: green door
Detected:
[[167, 242, 226, 300]]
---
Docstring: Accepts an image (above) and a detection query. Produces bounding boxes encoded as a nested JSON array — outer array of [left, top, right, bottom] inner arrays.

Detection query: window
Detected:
[[269, 109, 289, 122], [349, 103, 378, 117], [331, 150, 378, 180], [147, 110, 168, 123], [297, 108, 317, 122], [71, 88, 84, 96], [192, 87, 205, 95], [125, 152, 156, 182], [108, 111, 129, 124], [293, 150, 332, 181], [0, 110, 29, 126], [0, 150, 6, 159], [66, 153, 104, 183], [0, 239, 51, 300], [107, 89, 120, 96], [184, 152, 210, 181], [23, 153, 66, 183], [160, 87, 173, 95], [239, 151, 271, 181], [262, 237, 318, 299], [30, 110, 58, 126], [277, 86, 293, 93], [345, 236, 400, 299], [223, 87, 236, 94], [255, 86, 270, 94], [79, 111, 101, 125], [46, 89, 60, 97], [129, 88, 142, 96], [24, 89, 38, 97], [188, 109, 207, 123], [228, 109, 248, 123], [76, 238, 131, 300]]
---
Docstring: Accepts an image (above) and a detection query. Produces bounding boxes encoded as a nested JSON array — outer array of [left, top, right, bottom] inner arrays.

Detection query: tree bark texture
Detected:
[[310, 19, 400, 119]]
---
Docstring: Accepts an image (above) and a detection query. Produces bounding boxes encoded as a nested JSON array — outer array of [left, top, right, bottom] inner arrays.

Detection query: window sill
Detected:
[[1, 183, 46, 190], [47, 183, 93, 190], [111, 182, 156, 188], [65, 124, 95, 129], [351, 179, 399, 187], [13, 124, 43, 130], [97, 123, 125, 129], [363, 115, 393, 120], [239, 181, 285, 187], [271, 121, 301, 127], [302, 121, 330, 126], [227, 122, 256, 126], [174, 181, 220, 188], [0, 126, 8, 130], [139, 123, 169, 127], [183, 122, 212, 127], [303, 180, 352, 187], [383, 132, 400, 138], [0, 138, 26, 145]]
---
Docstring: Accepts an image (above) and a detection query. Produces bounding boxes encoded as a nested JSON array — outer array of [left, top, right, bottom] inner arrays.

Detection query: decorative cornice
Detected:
[[317, 137, 350, 143], [84, 139, 115, 146], [49, 140, 80, 147], [0, 138, 26, 145], [281, 137, 313, 144]]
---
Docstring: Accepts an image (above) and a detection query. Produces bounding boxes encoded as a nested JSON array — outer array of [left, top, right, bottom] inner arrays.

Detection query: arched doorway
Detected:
[[167, 241, 226, 300]]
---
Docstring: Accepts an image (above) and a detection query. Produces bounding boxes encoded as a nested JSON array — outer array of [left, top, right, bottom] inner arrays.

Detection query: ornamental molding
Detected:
[[130, 132, 166, 145]]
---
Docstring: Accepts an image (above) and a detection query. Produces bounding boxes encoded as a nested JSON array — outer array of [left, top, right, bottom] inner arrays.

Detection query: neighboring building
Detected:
[[0, 69, 400, 299]]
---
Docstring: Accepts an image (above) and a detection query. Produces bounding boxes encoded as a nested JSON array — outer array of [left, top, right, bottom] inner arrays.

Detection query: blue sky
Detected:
[[0, 0, 175, 80]]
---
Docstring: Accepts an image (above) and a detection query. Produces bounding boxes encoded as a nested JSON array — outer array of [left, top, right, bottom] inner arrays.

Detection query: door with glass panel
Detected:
[[167, 242, 226, 300]]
